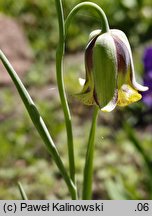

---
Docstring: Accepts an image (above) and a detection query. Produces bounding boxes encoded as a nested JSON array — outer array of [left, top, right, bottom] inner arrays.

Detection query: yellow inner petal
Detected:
[[117, 84, 142, 107]]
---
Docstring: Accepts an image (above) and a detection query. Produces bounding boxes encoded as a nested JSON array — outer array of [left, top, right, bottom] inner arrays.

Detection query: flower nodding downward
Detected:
[[76, 29, 148, 112]]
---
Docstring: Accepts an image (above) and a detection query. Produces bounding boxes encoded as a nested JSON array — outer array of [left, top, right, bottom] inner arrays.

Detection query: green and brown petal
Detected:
[[77, 29, 148, 112]]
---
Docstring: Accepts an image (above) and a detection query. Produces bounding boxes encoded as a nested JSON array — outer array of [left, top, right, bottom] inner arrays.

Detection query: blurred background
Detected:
[[0, 0, 152, 199]]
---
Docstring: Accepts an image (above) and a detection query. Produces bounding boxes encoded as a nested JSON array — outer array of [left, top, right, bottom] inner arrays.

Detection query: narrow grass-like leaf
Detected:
[[17, 182, 28, 200], [124, 122, 151, 171], [124, 122, 152, 198], [0, 50, 76, 199]]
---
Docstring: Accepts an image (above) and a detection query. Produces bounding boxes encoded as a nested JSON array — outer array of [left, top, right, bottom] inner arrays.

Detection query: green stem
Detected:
[[64, 2, 109, 200], [82, 106, 99, 200], [65, 2, 110, 35], [17, 182, 28, 200], [55, 0, 76, 187], [0, 50, 77, 200]]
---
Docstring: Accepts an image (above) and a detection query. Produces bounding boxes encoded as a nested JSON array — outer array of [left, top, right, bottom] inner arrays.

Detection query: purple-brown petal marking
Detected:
[[113, 35, 130, 74]]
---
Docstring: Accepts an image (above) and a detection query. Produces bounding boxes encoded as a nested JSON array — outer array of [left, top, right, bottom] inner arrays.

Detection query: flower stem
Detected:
[[82, 106, 99, 200], [55, 0, 76, 187], [0, 50, 77, 200], [65, 2, 110, 35], [64, 2, 109, 199]]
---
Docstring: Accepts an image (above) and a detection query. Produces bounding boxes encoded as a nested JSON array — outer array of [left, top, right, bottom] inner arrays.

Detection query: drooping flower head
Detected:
[[142, 47, 152, 108], [76, 29, 148, 112]]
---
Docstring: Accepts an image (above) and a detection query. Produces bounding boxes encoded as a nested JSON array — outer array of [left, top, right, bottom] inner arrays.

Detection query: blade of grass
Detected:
[[17, 182, 28, 200], [124, 122, 152, 172], [124, 122, 152, 198]]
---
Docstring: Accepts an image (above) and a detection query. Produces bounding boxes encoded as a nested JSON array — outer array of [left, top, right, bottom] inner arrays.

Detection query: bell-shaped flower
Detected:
[[76, 29, 148, 112]]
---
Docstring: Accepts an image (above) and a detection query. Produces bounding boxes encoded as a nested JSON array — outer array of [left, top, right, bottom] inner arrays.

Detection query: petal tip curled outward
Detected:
[[111, 29, 149, 93], [131, 79, 149, 92]]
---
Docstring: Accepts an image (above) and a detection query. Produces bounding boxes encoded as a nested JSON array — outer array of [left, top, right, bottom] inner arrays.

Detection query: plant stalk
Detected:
[[55, 0, 76, 187], [64, 2, 109, 199], [82, 106, 99, 199], [65, 1, 110, 35]]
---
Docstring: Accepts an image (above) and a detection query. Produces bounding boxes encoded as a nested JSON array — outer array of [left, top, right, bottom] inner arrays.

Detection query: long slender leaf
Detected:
[[0, 50, 76, 199]]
